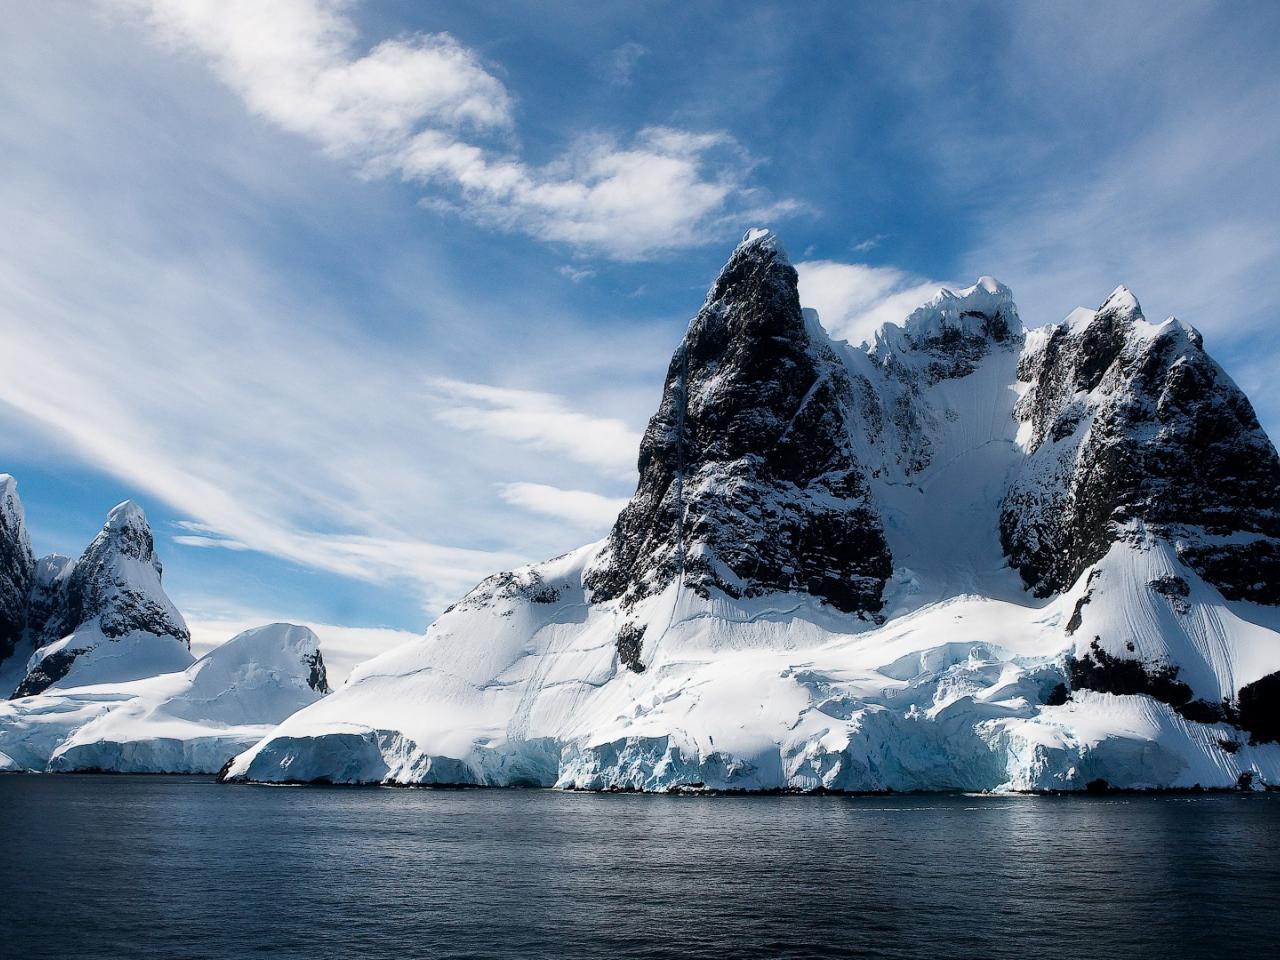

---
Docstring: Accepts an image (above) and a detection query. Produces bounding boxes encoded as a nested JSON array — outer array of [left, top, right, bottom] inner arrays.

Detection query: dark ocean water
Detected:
[[1, 776, 1277, 959]]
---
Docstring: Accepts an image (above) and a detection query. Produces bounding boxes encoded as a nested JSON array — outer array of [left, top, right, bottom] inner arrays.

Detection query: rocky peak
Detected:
[[13, 499, 191, 697], [871, 276, 1022, 383], [1002, 286, 1280, 602], [100, 500, 161, 567], [0, 475, 36, 667], [585, 229, 891, 620], [48, 500, 187, 646]]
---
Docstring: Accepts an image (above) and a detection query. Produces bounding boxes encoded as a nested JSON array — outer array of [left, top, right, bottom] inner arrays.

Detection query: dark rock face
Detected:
[[0, 477, 35, 668], [1069, 638, 1194, 707], [1068, 639, 1280, 734], [1235, 672, 1280, 744], [1002, 288, 1280, 602], [12, 648, 81, 699], [616, 623, 646, 673], [304, 649, 331, 694], [1148, 574, 1191, 614], [586, 230, 891, 614]]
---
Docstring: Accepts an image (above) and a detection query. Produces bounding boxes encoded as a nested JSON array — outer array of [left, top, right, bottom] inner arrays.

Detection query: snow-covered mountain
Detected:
[[0, 491, 193, 699], [0, 481, 333, 773], [223, 229, 1280, 791], [0, 622, 329, 773]]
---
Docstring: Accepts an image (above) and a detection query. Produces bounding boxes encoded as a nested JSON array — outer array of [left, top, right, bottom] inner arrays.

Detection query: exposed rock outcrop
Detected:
[[1001, 287, 1280, 602], [585, 229, 892, 616], [0, 475, 35, 668]]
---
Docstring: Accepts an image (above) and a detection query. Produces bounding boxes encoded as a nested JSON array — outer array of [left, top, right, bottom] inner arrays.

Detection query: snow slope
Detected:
[[226, 230, 1280, 791], [225, 533, 1280, 790], [0, 623, 330, 773]]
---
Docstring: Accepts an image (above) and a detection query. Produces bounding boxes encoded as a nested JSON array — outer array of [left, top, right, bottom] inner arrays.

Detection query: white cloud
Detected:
[[116, 0, 514, 155], [110, 0, 790, 260], [795, 260, 943, 346], [558, 264, 596, 283], [428, 378, 641, 476], [598, 41, 648, 87], [0, 1, 660, 621], [498, 482, 628, 529]]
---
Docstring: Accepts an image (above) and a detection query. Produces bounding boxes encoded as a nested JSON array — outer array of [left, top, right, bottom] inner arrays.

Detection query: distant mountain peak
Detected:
[[10, 496, 190, 698]]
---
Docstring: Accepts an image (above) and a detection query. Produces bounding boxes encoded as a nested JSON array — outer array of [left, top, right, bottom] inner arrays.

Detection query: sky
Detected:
[[2, 0, 1279, 679]]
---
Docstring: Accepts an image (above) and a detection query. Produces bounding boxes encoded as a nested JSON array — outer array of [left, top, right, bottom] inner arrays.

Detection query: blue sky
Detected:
[[3, 1, 1279, 673]]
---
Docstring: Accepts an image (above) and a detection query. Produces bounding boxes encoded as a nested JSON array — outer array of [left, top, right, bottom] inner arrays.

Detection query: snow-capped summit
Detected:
[[1002, 285, 1280, 604], [100, 500, 153, 554], [180, 623, 330, 721], [1099, 283, 1143, 318], [737, 226, 789, 262], [11, 499, 192, 697], [880, 275, 1020, 353]]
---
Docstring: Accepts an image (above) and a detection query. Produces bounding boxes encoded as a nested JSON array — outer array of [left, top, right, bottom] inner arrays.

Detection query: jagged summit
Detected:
[[1100, 283, 1141, 316], [11, 497, 191, 697], [1003, 285, 1280, 603], [584, 227, 890, 617], [738, 226, 788, 260], [104, 499, 148, 534], [871, 275, 1021, 362]]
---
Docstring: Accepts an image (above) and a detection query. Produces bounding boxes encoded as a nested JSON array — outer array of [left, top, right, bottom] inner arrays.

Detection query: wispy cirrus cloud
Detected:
[[109, 0, 794, 260], [498, 482, 628, 530], [0, 175, 541, 615], [428, 377, 641, 477]]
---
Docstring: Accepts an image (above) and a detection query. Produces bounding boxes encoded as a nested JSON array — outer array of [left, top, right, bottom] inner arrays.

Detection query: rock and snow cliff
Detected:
[[1002, 286, 1280, 604], [223, 229, 1280, 792]]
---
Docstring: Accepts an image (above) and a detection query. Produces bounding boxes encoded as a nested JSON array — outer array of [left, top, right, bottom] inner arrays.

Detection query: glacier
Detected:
[[223, 229, 1280, 792]]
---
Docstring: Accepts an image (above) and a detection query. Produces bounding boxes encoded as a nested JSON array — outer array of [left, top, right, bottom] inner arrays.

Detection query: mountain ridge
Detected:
[[220, 229, 1280, 791]]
